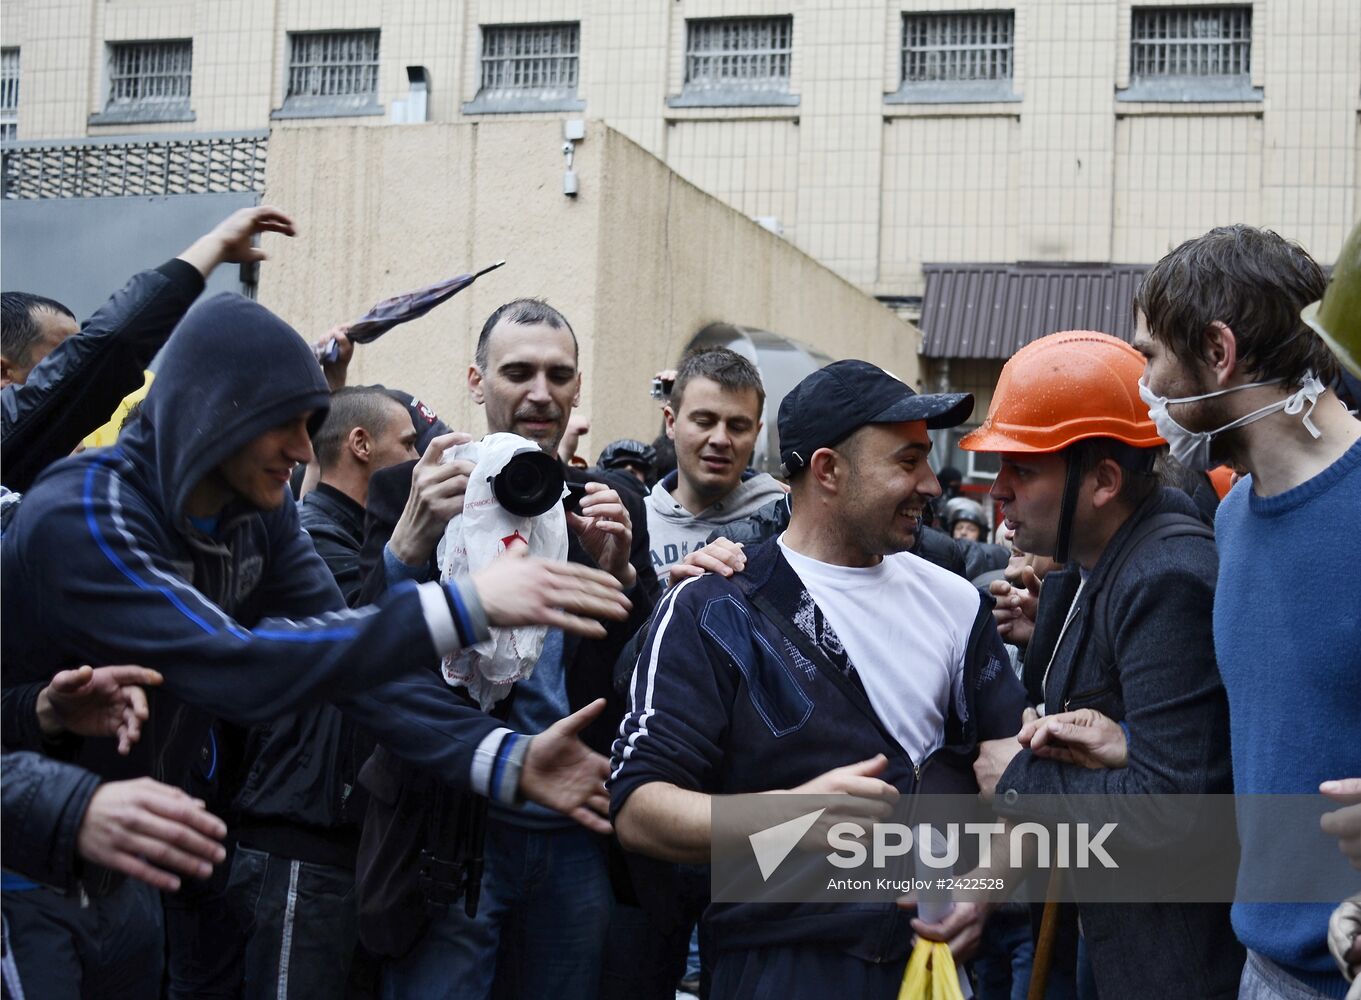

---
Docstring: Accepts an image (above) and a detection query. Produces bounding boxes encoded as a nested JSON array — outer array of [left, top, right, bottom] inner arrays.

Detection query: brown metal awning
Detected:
[[920, 262, 1150, 359]]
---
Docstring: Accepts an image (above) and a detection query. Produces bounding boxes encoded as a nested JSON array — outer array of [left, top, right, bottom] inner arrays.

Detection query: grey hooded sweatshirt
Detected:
[[645, 469, 788, 576]]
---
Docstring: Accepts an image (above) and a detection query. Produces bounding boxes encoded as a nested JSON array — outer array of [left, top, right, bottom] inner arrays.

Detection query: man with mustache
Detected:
[[358, 298, 660, 999]]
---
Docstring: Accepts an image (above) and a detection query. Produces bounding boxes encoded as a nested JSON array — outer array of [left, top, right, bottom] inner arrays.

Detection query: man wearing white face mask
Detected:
[[1134, 224, 1361, 1000]]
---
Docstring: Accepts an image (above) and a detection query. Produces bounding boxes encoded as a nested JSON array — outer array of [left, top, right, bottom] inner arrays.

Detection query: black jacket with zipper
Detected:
[[228, 484, 380, 868], [608, 538, 1027, 962]]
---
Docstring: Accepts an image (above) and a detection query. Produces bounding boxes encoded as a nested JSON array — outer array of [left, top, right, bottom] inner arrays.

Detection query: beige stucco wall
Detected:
[[6, 0, 1359, 297], [257, 119, 920, 453]]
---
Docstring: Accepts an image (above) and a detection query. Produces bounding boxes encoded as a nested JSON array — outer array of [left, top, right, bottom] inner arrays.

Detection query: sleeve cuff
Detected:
[[383, 542, 431, 587], [470, 728, 531, 805], [412, 576, 490, 660], [155, 258, 207, 299], [448, 577, 491, 644]]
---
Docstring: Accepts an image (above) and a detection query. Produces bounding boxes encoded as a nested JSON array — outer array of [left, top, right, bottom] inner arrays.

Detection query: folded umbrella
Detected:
[[318, 260, 505, 363]]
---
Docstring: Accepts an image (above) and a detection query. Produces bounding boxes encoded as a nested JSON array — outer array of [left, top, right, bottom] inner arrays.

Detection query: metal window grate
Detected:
[[2, 133, 268, 200], [287, 31, 380, 99], [685, 17, 792, 90], [902, 11, 1014, 84], [1, 48, 18, 142], [1132, 7, 1251, 78], [480, 23, 579, 95], [108, 40, 192, 108]]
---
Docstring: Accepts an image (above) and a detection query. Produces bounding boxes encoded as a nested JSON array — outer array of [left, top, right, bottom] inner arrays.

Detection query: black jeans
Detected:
[[1, 880, 162, 1000], [226, 845, 358, 1000]]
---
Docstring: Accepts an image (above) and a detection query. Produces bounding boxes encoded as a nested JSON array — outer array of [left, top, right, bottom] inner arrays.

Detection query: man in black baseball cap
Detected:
[[777, 359, 973, 476], [610, 359, 1027, 997]]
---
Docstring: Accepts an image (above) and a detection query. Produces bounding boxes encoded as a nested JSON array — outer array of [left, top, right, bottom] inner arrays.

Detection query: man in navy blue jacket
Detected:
[[610, 360, 1027, 998], [1, 292, 630, 999]]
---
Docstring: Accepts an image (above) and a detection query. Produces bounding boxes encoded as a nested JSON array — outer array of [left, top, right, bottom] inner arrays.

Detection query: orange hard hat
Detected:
[[959, 331, 1164, 454], [1207, 465, 1236, 500]]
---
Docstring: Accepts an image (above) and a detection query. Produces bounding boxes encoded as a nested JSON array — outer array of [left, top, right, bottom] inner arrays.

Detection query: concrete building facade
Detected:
[[6, 0, 1356, 286], [4, 0, 1358, 471], [256, 119, 921, 458]]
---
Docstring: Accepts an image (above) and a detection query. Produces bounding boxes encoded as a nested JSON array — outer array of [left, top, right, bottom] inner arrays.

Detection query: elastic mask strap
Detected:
[[1281, 375, 1325, 439], [1162, 376, 1284, 406], [1053, 451, 1083, 567], [1213, 375, 1324, 441]]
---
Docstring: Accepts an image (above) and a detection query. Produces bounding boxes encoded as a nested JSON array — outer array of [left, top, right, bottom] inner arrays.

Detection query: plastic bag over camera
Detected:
[[438, 432, 569, 709]]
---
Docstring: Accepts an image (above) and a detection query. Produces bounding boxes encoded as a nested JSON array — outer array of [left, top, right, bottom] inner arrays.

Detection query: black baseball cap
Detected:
[[777, 360, 974, 474], [380, 387, 452, 456]]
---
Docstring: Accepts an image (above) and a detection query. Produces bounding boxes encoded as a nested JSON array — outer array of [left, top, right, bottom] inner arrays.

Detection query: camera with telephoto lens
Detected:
[[490, 448, 589, 517]]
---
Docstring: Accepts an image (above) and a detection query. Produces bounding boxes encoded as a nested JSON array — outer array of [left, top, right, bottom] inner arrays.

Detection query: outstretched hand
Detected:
[[178, 205, 296, 277], [37, 665, 164, 755], [520, 699, 613, 834], [471, 543, 630, 638], [77, 778, 227, 892]]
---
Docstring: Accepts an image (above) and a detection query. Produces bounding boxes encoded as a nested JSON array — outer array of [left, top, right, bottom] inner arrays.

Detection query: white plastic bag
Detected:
[[438, 432, 569, 709]]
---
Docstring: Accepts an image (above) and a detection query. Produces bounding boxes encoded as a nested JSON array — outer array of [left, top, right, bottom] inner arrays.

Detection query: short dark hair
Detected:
[[1069, 438, 1163, 510], [670, 347, 765, 413], [475, 298, 578, 371], [311, 386, 405, 470], [1134, 225, 1335, 388], [650, 431, 676, 482], [1, 292, 76, 368]]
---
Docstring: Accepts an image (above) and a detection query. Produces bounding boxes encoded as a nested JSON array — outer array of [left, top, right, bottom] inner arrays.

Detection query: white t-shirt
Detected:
[[778, 535, 980, 765]]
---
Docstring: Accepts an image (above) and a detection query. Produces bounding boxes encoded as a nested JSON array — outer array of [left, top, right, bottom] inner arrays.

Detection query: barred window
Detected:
[[479, 23, 580, 98], [684, 17, 793, 93], [902, 11, 1014, 84], [287, 31, 380, 103], [1131, 7, 1251, 79], [1, 48, 18, 142], [107, 41, 192, 111]]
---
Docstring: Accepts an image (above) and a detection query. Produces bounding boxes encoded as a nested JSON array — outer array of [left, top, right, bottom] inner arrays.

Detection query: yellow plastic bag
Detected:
[[82, 371, 153, 448], [898, 937, 966, 1000]]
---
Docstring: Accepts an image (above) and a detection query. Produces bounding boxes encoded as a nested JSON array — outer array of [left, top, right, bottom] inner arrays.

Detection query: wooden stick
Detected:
[[1027, 868, 1064, 1000]]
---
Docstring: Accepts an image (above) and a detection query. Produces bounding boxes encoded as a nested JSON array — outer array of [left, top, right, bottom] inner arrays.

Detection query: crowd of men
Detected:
[[1, 205, 1359, 1000]]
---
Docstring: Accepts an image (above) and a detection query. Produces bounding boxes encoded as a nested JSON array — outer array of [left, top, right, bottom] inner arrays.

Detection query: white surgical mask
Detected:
[[1137, 373, 1324, 471]]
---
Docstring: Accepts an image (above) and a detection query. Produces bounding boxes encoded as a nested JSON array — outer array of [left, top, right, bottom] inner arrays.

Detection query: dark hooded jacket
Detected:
[[1, 294, 514, 891]]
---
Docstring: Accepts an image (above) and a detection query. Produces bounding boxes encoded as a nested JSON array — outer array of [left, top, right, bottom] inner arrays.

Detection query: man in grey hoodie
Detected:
[[646, 347, 788, 583]]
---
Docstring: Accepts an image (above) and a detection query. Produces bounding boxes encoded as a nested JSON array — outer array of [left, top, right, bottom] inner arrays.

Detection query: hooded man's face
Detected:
[[468, 320, 581, 453], [216, 412, 315, 512]]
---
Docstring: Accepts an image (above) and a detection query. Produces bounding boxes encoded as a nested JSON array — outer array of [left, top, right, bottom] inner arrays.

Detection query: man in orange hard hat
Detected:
[[962, 330, 1243, 997]]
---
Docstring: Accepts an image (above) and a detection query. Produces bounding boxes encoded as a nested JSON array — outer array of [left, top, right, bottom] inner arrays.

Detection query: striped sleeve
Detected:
[[607, 576, 733, 815]]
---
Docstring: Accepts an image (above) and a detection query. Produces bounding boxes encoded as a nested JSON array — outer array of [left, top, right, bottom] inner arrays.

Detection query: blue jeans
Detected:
[[225, 845, 358, 1000], [381, 819, 612, 1000], [1238, 951, 1342, 1000], [973, 906, 1034, 1000]]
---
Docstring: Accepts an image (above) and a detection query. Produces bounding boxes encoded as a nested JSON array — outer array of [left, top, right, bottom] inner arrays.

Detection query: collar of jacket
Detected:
[[302, 482, 365, 542], [1077, 486, 1198, 595]]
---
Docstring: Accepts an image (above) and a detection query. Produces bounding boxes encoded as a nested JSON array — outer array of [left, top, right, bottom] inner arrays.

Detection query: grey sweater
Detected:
[[644, 470, 788, 576]]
